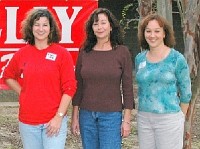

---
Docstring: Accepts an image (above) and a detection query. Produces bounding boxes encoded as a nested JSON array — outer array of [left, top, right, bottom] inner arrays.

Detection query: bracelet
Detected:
[[122, 120, 131, 125]]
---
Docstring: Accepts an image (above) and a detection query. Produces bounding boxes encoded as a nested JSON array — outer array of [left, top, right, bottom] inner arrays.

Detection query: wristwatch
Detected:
[[57, 112, 64, 117]]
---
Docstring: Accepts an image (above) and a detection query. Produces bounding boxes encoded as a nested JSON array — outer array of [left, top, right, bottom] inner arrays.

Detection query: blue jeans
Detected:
[[19, 116, 68, 149], [79, 109, 122, 149]]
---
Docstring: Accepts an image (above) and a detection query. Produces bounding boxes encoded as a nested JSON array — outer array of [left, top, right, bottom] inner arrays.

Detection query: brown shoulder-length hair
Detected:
[[21, 8, 61, 45], [138, 13, 176, 50]]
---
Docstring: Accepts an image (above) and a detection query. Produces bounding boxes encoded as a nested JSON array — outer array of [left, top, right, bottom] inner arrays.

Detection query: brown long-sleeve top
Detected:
[[72, 45, 135, 112]]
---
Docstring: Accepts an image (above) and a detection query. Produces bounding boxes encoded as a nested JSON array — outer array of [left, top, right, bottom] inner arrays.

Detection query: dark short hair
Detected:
[[21, 8, 61, 45], [138, 13, 176, 50], [81, 8, 124, 52]]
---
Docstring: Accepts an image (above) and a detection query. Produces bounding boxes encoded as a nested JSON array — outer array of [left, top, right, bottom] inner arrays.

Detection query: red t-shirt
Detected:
[[3, 44, 76, 124]]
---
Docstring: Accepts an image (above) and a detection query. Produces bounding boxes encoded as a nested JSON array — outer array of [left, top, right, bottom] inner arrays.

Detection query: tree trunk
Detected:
[[178, 0, 200, 148], [138, 0, 152, 18], [157, 0, 173, 25], [184, 66, 200, 148]]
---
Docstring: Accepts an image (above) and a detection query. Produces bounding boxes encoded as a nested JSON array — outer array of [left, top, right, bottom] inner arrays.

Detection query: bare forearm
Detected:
[[121, 108, 132, 137], [71, 106, 80, 135], [5, 79, 21, 95], [180, 102, 189, 115], [57, 94, 72, 116], [72, 106, 79, 119], [123, 109, 132, 123]]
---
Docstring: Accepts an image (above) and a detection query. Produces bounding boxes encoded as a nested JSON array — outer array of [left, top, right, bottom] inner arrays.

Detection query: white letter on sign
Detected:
[[53, 7, 82, 43], [0, 53, 14, 78], [5, 7, 24, 44]]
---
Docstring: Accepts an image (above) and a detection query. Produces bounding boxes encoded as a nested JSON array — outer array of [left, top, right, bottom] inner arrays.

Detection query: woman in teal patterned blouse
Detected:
[[135, 13, 192, 149]]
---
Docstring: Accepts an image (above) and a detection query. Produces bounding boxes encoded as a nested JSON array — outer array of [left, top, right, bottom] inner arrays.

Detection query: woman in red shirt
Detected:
[[3, 8, 76, 149]]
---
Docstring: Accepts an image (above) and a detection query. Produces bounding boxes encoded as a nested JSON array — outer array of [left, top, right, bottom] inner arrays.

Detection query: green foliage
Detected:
[[120, 1, 139, 31], [120, 0, 157, 32]]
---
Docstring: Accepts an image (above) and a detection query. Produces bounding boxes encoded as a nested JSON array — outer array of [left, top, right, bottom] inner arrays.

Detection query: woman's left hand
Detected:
[[46, 115, 63, 137], [121, 121, 131, 138]]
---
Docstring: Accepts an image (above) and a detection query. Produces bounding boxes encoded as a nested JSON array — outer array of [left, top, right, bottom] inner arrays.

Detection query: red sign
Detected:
[[0, 0, 98, 89]]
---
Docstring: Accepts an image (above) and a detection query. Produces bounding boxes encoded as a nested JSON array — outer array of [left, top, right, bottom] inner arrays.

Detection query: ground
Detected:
[[0, 89, 200, 149], [0, 103, 138, 149]]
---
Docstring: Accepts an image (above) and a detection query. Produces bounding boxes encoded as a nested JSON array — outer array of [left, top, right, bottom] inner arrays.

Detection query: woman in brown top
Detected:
[[71, 8, 135, 149]]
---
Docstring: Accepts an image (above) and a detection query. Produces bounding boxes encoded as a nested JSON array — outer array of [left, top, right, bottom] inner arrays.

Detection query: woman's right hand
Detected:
[[71, 106, 80, 136], [71, 117, 80, 136]]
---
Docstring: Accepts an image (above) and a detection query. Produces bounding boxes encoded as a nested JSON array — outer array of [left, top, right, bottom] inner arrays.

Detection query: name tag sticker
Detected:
[[46, 52, 57, 61], [138, 61, 146, 69]]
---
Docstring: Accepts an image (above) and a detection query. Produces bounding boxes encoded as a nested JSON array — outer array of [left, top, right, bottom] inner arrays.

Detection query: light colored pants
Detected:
[[137, 111, 185, 149], [19, 116, 68, 149]]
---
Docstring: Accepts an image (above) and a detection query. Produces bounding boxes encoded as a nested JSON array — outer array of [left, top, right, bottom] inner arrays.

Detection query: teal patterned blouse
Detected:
[[135, 48, 192, 114]]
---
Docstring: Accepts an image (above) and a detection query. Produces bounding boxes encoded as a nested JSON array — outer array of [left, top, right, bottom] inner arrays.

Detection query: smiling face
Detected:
[[32, 16, 50, 44], [144, 19, 165, 49], [92, 13, 112, 42]]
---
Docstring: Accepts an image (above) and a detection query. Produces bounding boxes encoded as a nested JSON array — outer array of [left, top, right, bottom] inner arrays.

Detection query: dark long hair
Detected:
[[21, 8, 61, 45], [81, 8, 124, 52], [138, 13, 176, 50]]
